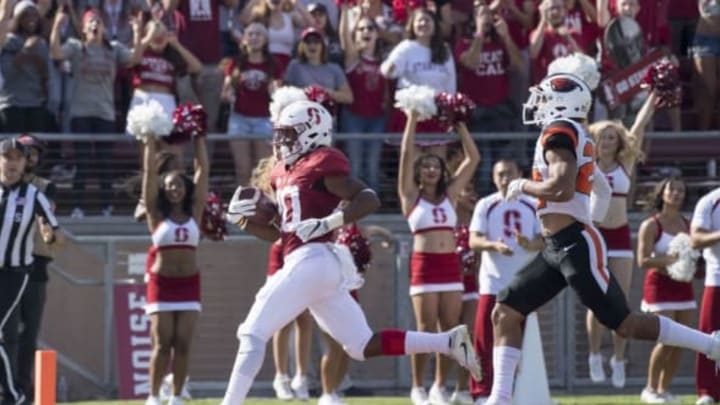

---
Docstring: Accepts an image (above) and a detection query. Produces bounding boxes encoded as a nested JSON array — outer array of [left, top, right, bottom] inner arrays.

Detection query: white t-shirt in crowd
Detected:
[[469, 192, 541, 295], [380, 39, 456, 93], [691, 187, 720, 286]]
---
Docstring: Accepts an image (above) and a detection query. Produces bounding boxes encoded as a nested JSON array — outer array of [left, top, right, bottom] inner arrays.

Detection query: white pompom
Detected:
[[394, 85, 438, 122], [666, 232, 701, 282], [126, 99, 173, 140], [270, 86, 309, 122], [547, 53, 600, 91]]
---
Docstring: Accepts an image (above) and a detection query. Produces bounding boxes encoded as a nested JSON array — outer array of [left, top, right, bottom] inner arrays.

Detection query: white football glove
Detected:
[[295, 211, 344, 242], [505, 179, 527, 201], [226, 186, 257, 224]]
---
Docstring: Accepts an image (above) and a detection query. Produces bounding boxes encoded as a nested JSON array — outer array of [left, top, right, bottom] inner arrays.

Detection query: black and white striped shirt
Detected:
[[0, 182, 58, 269]]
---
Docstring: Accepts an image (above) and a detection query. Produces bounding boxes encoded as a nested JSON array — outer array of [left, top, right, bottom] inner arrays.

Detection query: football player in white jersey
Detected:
[[482, 73, 720, 405], [691, 187, 720, 405], [221, 101, 481, 405], [467, 159, 543, 404]]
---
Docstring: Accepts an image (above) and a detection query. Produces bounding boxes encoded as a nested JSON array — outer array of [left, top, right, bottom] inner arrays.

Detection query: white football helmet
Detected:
[[523, 73, 593, 127], [272, 100, 333, 165]]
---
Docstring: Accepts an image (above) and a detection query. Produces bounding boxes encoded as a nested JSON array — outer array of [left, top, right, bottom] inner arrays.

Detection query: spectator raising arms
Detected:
[[242, 0, 314, 77], [585, 92, 656, 388], [0, 0, 53, 132], [49, 7, 139, 217], [221, 22, 280, 186], [397, 109, 479, 405], [339, 6, 389, 192], [141, 131, 209, 405], [529, 0, 582, 84], [382, 7, 456, 144], [284, 27, 354, 114], [636, 177, 695, 404]]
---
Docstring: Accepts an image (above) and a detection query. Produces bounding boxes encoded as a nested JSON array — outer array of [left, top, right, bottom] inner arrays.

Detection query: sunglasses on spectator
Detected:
[[304, 37, 323, 44]]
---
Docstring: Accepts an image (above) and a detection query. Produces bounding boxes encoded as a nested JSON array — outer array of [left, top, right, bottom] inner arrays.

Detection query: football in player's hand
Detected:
[[235, 186, 278, 226]]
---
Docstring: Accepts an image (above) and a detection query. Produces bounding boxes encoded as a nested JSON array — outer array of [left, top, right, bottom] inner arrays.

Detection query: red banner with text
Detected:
[[114, 283, 152, 399], [601, 49, 666, 109]]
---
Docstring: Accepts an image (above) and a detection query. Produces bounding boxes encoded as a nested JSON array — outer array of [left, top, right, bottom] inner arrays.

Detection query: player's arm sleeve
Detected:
[[540, 121, 579, 160], [317, 149, 351, 178], [691, 195, 713, 230], [590, 167, 612, 223]]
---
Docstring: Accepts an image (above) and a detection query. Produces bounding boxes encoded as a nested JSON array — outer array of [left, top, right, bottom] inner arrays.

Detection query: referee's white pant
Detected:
[[0, 270, 29, 403]]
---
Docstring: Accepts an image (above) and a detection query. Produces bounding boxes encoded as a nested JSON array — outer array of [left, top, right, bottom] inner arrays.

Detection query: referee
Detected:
[[0, 137, 60, 405]]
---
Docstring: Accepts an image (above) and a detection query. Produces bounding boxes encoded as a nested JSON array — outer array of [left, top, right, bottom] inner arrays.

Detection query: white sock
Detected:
[[657, 315, 714, 354], [220, 337, 266, 405], [488, 346, 522, 403], [405, 331, 450, 355]]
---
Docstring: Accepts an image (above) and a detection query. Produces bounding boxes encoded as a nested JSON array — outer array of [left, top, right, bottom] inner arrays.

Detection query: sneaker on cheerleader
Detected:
[[429, 383, 451, 405], [273, 374, 294, 401], [448, 325, 482, 381], [145, 396, 162, 405], [609, 356, 626, 388], [660, 392, 681, 404], [449, 389, 473, 404], [588, 353, 606, 383], [411, 386, 430, 405], [291, 375, 310, 401], [696, 395, 716, 405], [318, 392, 347, 405], [640, 388, 666, 404], [167, 396, 184, 405]]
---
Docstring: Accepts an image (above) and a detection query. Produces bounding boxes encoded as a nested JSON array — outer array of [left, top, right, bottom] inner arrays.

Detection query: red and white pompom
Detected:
[[641, 57, 682, 109], [201, 191, 228, 241], [335, 223, 372, 273], [666, 232, 700, 282], [454, 225, 477, 273], [394, 84, 438, 122], [126, 99, 173, 141], [304, 85, 337, 115], [165, 104, 207, 145], [435, 92, 476, 132], [269, 86, 309, 122]]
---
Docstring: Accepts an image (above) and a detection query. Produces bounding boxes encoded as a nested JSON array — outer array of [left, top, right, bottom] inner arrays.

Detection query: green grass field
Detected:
[[66, 395, 698, 405]]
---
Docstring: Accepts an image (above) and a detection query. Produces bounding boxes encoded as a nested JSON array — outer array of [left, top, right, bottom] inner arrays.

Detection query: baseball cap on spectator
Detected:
[[13, 0, 37, 18], [308, 3, 327, 14], [0, 138, 28, 157], [301, 27, 323, 40]]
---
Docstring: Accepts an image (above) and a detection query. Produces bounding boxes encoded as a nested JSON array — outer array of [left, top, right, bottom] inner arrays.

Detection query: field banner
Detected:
[[601, 48, 665, 108], [114, 283, 152, 399]]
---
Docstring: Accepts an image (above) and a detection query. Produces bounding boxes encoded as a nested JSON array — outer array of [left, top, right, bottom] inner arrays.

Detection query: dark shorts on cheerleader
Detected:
[[145, 272, 202, 314], [598, 224, 633, 258], [498, 222, 630, 330], [641, 270, 696, 312], [410, 252, 463, 295], [463, 272, 479, 301]]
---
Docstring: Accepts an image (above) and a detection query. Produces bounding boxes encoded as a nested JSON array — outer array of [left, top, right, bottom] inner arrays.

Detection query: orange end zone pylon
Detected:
[[35, 350, 57, 405]]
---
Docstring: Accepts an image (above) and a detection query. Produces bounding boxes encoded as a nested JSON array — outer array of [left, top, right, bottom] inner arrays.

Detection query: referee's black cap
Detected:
[[0, 137, 29, 156]]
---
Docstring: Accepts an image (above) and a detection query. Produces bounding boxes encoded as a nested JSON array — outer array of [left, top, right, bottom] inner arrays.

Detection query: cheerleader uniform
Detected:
[[407, 196, 463, 295], [597, 165, 633, 259], [145, 218, 201, 314], [454, 224, 479, 301], [641, 215, 696, 312]]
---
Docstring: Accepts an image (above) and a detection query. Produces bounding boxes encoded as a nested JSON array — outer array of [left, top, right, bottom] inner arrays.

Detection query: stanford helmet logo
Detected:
[[307, 107, 321, 125], [549, 77, 580, 93]]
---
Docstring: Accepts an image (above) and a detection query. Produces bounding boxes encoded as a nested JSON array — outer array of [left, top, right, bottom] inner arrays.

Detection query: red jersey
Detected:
[[346, 56, 387, 117], [271, 147, 350, 256], [267, 240, 284, 276], [530, 28, 582, 84], [177, 0, 221, 64], [668, 0, 699, 18], [454, 37, 511, 107], [225, 58, 278, 117], [565, 4, 600, 53], [609, 0, 671, 48], [497, 0, 538, 50], [132, 49, 177, 90]]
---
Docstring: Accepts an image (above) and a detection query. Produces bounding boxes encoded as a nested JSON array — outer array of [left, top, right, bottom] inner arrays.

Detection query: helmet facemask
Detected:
[[273, 125, 304, 165]]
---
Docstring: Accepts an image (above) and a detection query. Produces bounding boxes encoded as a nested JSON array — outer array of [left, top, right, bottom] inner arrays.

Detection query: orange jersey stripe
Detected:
[[540, 125, 579, 149], [584, 225, 609, 284]]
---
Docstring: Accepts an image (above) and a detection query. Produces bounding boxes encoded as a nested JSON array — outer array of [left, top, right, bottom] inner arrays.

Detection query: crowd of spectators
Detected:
[[0, 0, 718, 216]]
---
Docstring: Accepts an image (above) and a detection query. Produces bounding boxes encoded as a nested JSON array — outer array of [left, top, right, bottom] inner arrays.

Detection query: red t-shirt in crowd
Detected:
[[498, 0, 538, 50], [132, 49, 179, 91], [565, 3, 600, 53], [346, 56, 387, 117], [530, 27, 582, 84], [225, 58, 280, 117], [609, 0, 671, 48], [668, 0, 699, 19], [177, 0, 222, 64], [454, 37, 511, 107]]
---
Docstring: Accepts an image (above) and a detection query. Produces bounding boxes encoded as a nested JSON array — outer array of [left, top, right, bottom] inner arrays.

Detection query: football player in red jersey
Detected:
[[221, 100, 481, 404], [482, 73, 720, 405]]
